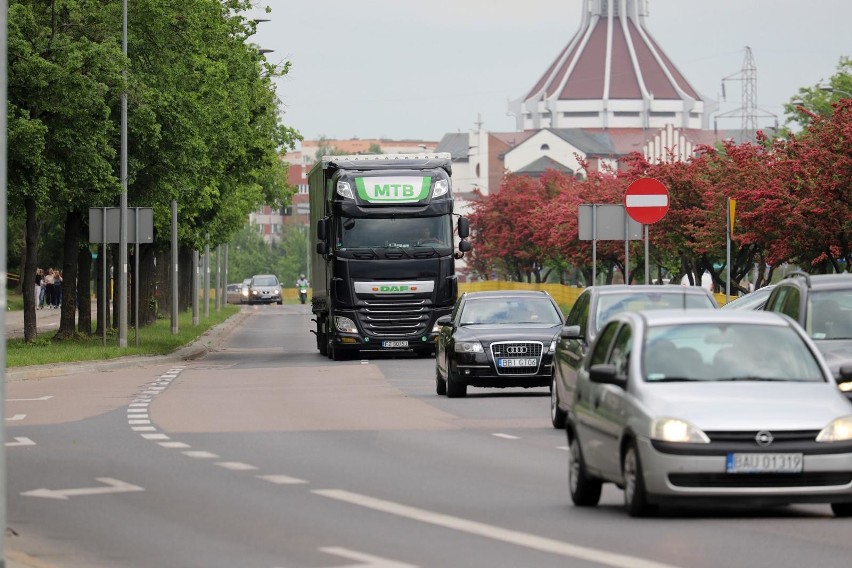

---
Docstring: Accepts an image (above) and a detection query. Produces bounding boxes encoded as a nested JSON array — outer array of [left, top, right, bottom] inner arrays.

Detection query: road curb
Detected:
[[4, 310, 249, 382]]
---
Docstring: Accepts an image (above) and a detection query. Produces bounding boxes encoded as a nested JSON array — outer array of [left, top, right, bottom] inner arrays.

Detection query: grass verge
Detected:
[[6, 306, 239, 368]]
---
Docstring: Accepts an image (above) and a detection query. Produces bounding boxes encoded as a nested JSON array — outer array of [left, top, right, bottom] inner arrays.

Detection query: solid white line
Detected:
[[217, 462, 258, 471], [257, 474, 308, 485], [183, 451, 219, 459], [159, 442, 191, 449], [7, 396, 53, 402], [625, 194, 668, 208], [313, 489, 684, 568], [492, 433, 519, 440], [318, 547, 416, 568], [556, 446, 569, 451], [5, 437, 36, 447], [6, 414, 26, 421]]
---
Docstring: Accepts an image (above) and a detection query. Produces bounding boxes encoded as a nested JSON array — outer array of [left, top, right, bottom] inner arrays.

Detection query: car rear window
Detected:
[[596, 292, 715, 329]]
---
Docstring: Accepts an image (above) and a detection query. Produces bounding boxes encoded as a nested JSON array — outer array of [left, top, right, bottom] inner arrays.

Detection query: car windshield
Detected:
[[643, 322, 825, 383], [459, 297, 562, 325], [337, 216, 452, 249], [720, 287, 772, 310], [595, 291, 715, 330], [252, 276, 278, 287], [807, 290, 852, 340]]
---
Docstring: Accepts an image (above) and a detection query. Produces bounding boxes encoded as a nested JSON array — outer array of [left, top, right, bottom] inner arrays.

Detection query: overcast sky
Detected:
[[247, 0, 851, 145]]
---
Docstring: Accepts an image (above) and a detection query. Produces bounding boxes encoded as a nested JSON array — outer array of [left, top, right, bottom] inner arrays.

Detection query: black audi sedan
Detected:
[[435, 290, 564, 398]]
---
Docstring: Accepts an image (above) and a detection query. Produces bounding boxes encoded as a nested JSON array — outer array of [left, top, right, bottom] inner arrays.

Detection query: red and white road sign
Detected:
[[624, 178, 669, 224]]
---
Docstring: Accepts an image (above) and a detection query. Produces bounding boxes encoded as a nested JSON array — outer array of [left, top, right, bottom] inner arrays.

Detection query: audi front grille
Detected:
[[490, 341, 543, 375]]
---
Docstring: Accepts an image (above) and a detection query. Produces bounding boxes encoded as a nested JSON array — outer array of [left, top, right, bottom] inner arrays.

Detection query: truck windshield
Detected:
[[337, 216, 452, 249]]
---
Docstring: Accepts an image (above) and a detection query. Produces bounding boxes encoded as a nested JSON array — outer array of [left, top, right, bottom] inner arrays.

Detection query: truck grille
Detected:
[[357, 299, 431, 337], [490, 341, 543, 376]]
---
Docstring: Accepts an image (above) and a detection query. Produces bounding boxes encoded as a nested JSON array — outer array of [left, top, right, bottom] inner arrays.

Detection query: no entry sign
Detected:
[[624, 178, 669, 224]]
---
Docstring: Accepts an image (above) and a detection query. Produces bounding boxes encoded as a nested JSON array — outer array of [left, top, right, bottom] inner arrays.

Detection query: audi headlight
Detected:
[[337, 181, 354, 199], [334, 316, 358, 333], [455, 341, 483, 354], [650, 418, 710, 444], [817, 416, 852, 442], [433, 179, 449, 197], [549, 340, 557, 353]]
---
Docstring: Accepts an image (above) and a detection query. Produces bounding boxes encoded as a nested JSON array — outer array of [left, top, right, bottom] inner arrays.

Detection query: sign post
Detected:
[[624, 178, 669, 284]]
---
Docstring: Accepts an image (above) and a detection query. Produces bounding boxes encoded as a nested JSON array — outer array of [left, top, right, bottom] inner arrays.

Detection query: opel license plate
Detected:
[[382, 340, 408, 348], [498, 358, 537, 368], [726, 453, 803, 473]]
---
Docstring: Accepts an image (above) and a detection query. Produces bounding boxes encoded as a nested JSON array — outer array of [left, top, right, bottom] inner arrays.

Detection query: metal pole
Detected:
[[171, 200, 178, 334], [118, 0, 128, 348], [223, 244, 229, 307], [134, 208, 140, 347], [624, 212, 630, 285], [102, 207, 107, 346], [192, 250, 199, 326], [591, 204, 597, 286], [203, 240, 210, 318], [215, 245, 221, 311], [644, 225, 650, 284], [726, 198, 732, 303], [1, 1, 9, 561]]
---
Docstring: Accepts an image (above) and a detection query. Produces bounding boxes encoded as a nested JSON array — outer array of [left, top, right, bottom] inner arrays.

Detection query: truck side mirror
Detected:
[[316, 242, 327, 255], [317, 217, 328, 240], [457, 217, 470, 239], [458, 240, 472, 253]]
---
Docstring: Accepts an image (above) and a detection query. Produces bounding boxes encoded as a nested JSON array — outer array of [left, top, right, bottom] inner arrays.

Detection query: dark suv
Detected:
[[763, 271, 852, 400]]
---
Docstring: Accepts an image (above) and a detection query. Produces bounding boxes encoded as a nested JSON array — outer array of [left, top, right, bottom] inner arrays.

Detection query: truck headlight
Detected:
[[337, 181, 354, 199], [433, 179, 449, 197], [334, 316, 358, 333], [650, 418, 710, 443], [455, 341, 483, 353]]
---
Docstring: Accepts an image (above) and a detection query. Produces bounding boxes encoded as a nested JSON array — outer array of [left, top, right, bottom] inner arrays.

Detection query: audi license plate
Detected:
[[726, 453, 803, 473], [382, 340, 408, 348], [498, 358, 537, 368]]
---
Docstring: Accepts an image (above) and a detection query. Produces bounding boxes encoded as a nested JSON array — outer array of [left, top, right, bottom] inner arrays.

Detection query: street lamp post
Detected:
[[820, 86, 852, 98]]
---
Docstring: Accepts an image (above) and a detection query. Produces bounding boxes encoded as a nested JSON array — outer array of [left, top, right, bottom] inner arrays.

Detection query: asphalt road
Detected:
[[5, 304, 852, 567]]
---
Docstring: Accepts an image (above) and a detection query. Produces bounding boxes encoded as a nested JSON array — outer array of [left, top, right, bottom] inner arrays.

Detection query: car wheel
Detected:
[[435, 367, 447, 396], [277, 300, 283, 305], [831, 502, 852, 517], [550, 373, 567, 429], [622, 441, 656, 517], [446, 365, 467, 398], [568, 433, 602, 506]]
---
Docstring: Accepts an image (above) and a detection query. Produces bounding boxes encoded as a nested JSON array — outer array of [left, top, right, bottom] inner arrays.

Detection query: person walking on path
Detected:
[[53, 269, 63, 309], [44, 268, 55, 309], [35, 268, 44, 309]]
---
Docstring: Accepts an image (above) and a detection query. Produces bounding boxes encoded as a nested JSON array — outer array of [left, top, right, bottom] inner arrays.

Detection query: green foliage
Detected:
[[227, 223, 309, 287], [783, 57, 852, 132]]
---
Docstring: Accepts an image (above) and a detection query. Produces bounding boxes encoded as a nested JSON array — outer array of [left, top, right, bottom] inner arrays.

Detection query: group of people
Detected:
[[34, 267, 63, 310]]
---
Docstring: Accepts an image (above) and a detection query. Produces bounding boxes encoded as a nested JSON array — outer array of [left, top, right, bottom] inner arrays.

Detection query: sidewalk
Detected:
[[4, 305, 77, 339]]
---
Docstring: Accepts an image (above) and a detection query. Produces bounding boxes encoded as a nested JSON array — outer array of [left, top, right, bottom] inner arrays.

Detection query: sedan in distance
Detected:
[[551, 285, 718, 428], [565, 309, 852, 517], [247, 274, 282, 305], [435, 290, 564, 398]]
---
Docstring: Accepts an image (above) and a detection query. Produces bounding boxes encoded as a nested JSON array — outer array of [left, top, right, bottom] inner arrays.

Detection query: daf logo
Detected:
[[755, 431, 774, 447], [506, 346, 528, 355]]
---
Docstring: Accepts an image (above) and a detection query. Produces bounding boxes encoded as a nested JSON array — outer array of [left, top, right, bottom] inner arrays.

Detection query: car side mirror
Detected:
[[589, 363, 624, 387], [836, 365, 852, 392], [560, 324, 582, 339], [436, 315, 452, 327]]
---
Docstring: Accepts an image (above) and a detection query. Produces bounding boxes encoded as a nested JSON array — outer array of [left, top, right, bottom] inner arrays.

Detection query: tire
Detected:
[[568, 433, 602, 506], [277, 300, 283, 305], [445, 365, 467, 398], [317, 319, 328, 356], [435, 367, 447, 396], [330, 346, 349, 361], [622, 441, 656, 517], [831, 502, 852, 517], [550, 373, 567, 429]]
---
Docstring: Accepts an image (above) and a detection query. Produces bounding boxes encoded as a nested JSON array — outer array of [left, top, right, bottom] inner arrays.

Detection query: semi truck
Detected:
[[308, 153, 471, 360]]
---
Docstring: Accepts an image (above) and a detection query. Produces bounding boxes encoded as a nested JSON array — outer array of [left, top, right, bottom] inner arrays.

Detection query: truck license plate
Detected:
[[498, 358, 537, 368], [382, 340, 408, 348], [726, 453, 803, 473]]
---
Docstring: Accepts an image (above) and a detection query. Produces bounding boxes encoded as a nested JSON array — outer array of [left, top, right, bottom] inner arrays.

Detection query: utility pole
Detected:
[[715, 46, 777, 142], [118, 0, 128, 347]]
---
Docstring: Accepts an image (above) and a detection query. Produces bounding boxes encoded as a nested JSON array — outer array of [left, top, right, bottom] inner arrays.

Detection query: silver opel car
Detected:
[[565, 309, 852, 517]]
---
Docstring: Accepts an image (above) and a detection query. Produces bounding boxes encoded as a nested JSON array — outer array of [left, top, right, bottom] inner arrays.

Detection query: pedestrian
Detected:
[[44, 268, 55, 309], [53, 269, 63, 309], [34, 268, 44, 309]]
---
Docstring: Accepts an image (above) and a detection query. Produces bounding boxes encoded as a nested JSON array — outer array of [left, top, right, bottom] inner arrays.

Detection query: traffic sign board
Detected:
[[624, 178, 669, 224]]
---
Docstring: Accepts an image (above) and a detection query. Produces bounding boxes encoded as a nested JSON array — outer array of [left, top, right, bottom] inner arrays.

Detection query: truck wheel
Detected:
[[318, 320, 328, 356]]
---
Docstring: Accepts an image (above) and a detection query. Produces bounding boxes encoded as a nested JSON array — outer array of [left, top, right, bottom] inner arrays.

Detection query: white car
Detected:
[[565, 308, 852, 517]]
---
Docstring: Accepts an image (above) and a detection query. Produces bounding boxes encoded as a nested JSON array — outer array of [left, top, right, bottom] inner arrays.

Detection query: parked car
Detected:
[[720, 284, 775, 311], [762, 271, 852, 399], [239, 278, 252, 304], [550, 285, 719, 428], [564, 308, 852, 517], [247, 274, 282, 305], [435, 290, 564, 398]]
